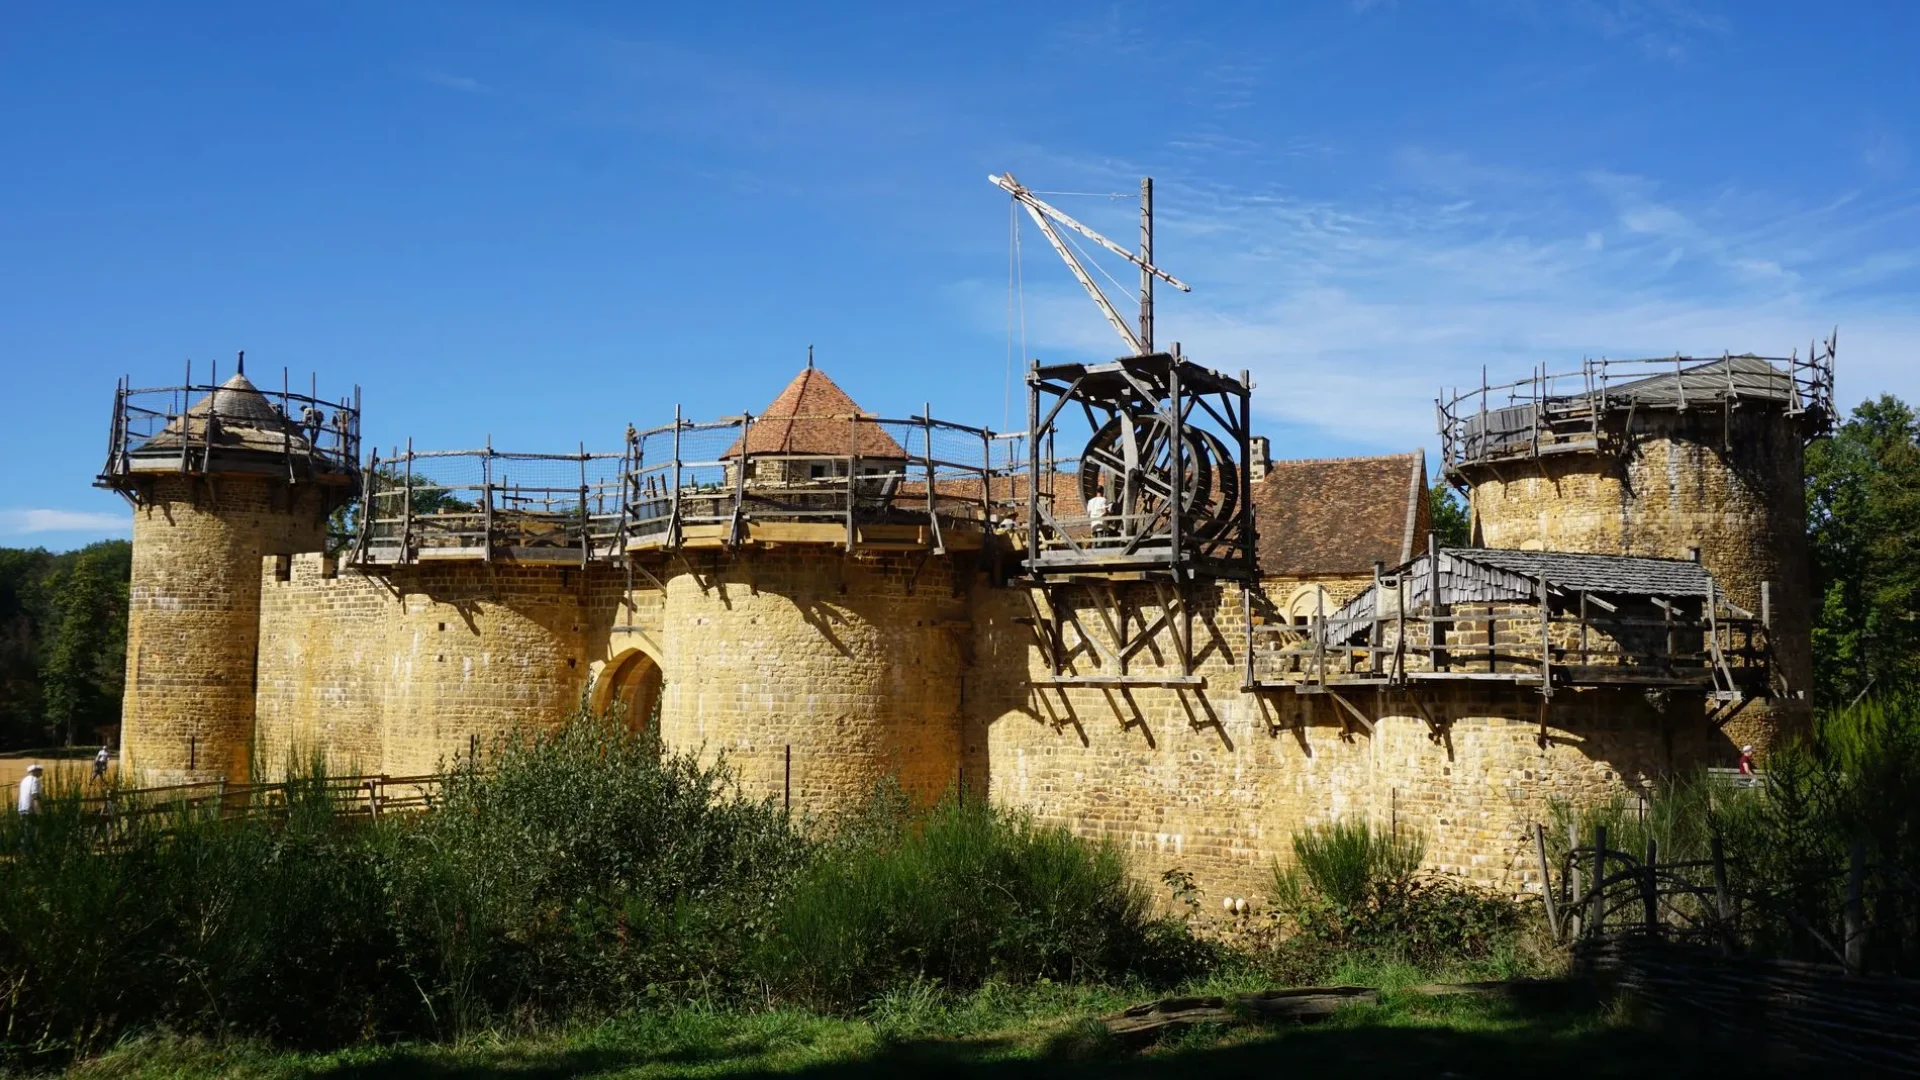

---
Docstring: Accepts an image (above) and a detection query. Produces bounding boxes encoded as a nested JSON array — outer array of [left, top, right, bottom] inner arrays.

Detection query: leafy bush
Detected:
[[404, 714, 809, 1028], [760, 792, 1209, 1008]]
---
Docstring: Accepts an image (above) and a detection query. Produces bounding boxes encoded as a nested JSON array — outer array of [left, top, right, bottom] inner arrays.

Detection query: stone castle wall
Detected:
[[963, 579, 1720, 902], [246, 546, 1728, 903], [654, 546, 974, 818], [1465, 406, 1811, 749], [123, 473, 333, 785], [255, 555, 614, 776]]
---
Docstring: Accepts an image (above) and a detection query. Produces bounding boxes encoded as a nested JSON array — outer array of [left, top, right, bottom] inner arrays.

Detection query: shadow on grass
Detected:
[[307, 995, 1811, 1080]]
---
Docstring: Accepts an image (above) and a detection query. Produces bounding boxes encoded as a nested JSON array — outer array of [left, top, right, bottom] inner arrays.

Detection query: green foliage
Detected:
[[1736, 695, 1920, 967], [760, 792, 1211, 1009], [411, 715, 808, 1027], [1548, 695, 1920, 970], [1545, 771, 1756, 871], [1265, 820, 1525, 984], [0, 540, 129, 749], [0, 718, 1229, 1066], [1273, 819, 1425, 913], [1427, 482, 1471, 549], [1807, 394, 1920, 704], [0, 759, 414, 1059], [0, 714, 807, 1065]]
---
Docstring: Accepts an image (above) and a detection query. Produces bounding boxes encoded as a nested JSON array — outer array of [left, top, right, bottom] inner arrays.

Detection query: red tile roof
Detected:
[[1252, 450, 1428, 577], [723, 366, 908, 459]]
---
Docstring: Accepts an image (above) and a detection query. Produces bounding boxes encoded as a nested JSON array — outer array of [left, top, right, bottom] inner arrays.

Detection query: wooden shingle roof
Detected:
[[724, 365, 908, 459], [1448, 548, 1713, 596], [1251, 450, 1428, 577]]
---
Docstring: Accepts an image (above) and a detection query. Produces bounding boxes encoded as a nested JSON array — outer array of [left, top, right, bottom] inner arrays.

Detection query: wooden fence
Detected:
[[1531, 821, 1917, 972], [1536, 821, 1920, 1072], [1579, 937, 1920, 1074], [63, 773, 448, 830]]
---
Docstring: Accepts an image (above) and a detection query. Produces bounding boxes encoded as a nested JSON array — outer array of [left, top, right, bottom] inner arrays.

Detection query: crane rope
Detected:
[[1006, 197, 1027, 433]]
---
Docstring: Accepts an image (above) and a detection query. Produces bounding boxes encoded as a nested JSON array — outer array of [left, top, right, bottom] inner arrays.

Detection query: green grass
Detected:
[[54, 980, 1803, 1079]]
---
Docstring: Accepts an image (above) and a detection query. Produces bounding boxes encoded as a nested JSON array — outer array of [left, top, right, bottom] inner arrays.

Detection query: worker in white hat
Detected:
[[16, 763, 42, 815]]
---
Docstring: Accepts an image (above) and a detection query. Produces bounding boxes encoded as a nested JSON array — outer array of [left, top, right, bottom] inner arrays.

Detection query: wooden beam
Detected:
[[1326, 689, 1376, 736], [1401, 688, 1445, 739], [1036, 674, 1205, 687]]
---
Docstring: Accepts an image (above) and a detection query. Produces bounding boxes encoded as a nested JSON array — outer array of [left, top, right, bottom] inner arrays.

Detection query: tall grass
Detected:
[[1272, 819, 1425, 913], [1265, 819, 1527, 983], [0, 759, 416, 1057]]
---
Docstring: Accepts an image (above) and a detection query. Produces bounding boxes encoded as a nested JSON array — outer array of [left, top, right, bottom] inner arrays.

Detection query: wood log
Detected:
[[1101, 986, 1378, 1047]]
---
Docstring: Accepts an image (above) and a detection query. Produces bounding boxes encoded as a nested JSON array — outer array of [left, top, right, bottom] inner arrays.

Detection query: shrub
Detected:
[[1272, 818, 1425, 913], [402, 714, 810, 1028], [0, 712, 810, 1065], [760, 793, 1208, 1008], [1264, 819, 1522, 981]]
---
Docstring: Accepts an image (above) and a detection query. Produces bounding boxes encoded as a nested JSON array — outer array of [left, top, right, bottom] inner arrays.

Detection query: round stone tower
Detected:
[[1441, 350, 1834, 750], [98, 360, 361, 785], [656, 546, 971, 815], [633, 363, 977, 817]]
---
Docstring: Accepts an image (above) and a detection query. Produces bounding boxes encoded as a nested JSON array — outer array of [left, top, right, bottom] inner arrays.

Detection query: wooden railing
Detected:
[[69, 773, 449, 827], [1252, 604, 1767, 693]]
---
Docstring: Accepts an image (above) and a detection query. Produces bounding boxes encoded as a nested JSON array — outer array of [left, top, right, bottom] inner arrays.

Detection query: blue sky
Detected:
[[3, 1, 1916, 550]]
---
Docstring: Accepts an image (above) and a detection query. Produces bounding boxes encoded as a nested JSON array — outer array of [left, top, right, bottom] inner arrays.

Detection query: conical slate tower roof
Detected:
[[724, 365, 908, 459]]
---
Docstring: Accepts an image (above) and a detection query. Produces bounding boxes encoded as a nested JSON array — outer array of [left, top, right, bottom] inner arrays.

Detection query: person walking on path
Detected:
[[16, 763, 42, 815], [92, 746, 110, 782]]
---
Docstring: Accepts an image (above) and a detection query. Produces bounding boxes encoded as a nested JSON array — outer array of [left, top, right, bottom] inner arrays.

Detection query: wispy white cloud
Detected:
[[1566, 0, 1731, 62], [0, 509, 128, 536], [421, 70, 487, 94], [967, 148, 1920, 455]]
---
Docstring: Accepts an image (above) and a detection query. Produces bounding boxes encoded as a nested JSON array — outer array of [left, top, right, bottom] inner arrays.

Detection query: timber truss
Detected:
[[1022, 581, 1205, 688]]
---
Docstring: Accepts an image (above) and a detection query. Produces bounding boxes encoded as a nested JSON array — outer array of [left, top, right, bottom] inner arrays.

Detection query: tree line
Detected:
[[0, 540, 129, 750]]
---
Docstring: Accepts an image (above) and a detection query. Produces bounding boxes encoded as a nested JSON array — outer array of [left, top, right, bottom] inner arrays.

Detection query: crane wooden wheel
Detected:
[[1079, 412, 1237, 538]]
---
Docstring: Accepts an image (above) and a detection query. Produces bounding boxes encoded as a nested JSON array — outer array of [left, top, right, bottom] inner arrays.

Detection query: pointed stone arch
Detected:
[[591, 646, 663, 731], [1284, 584, 1332, 626]]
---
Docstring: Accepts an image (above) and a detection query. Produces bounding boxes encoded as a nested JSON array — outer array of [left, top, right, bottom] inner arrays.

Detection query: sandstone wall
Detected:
[[1465, 406, 1811, 749], [256, 555, 609, 776], [655, 546, 972, 818], [123, 473, 332, 785], [966, 579, 1723, 906]]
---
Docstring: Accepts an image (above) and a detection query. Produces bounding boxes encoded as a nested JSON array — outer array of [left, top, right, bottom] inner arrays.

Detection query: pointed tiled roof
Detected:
[[724, 365, 909, 459]]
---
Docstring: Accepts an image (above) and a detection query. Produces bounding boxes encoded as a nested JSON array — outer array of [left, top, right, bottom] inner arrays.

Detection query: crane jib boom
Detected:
[[992, 171, 1191, 356], [989, 173, 1191, 292]]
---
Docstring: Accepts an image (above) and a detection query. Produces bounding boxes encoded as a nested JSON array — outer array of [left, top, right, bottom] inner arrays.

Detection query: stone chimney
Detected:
[[1248, 436, 1271, 481]]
